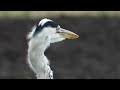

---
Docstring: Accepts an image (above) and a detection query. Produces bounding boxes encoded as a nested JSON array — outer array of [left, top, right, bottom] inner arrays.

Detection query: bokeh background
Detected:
[[0, 11, 120, 79]]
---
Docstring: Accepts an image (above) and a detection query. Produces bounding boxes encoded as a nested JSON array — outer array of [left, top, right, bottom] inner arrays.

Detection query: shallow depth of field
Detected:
[[0, 11, 120, 79]]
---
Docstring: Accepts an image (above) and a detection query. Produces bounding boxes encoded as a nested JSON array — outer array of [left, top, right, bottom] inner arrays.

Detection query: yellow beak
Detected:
[[59, 28, 79, 39]]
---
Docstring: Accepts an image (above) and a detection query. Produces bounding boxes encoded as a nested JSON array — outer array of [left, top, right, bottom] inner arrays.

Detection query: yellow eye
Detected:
[[56, 25, 60, 32]]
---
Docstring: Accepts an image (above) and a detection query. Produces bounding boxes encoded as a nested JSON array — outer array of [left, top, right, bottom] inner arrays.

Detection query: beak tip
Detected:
[[68, 34, 79, 39], [59, 29, 79, 39], [76, 35, 79, 38], [73, 34, 79, 39], [74, 35, 79, 39]]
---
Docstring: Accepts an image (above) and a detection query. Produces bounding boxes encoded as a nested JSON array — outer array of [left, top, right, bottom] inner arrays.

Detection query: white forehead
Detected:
[[38, 18, 53, 26]]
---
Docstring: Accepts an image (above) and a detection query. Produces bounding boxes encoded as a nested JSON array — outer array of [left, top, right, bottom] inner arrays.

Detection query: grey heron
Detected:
[[27, 18, 79, 79]]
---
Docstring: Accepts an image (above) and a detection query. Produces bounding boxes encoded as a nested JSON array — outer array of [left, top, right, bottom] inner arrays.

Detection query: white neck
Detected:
[[27, 36, 53, 79]]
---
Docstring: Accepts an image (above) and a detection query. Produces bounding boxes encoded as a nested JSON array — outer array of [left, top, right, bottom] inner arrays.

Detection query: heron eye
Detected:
[[56, 25, 60, 33]]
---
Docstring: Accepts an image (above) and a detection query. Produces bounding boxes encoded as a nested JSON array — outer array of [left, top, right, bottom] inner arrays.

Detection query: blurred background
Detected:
[[0, 11, 120, 79]]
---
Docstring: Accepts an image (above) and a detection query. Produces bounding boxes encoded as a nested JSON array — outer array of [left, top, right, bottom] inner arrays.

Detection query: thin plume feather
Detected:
[[27, 25, 36, 40]]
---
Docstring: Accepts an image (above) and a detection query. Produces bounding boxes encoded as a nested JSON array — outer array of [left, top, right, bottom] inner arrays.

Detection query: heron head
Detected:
[[28, 18, 79, 43]]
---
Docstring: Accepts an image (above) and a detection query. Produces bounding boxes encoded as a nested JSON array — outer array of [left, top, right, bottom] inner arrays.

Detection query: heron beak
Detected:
[[59, 28, 79, 39]]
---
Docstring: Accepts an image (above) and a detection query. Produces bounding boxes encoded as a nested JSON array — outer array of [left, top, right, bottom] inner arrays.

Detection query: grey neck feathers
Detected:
[[27, 36, 53, 79]]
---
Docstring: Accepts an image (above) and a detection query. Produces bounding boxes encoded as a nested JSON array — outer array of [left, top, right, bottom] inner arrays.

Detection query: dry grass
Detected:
[[0, 11, 120, 19]]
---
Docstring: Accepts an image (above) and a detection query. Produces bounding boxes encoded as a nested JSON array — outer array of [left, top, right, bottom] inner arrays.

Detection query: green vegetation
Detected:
[[0, 11, 120, 19]]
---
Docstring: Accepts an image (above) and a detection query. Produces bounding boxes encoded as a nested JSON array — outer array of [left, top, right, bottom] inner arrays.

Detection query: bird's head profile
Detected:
[[27, 18, 79, 43], [27, 18, 79, 79]]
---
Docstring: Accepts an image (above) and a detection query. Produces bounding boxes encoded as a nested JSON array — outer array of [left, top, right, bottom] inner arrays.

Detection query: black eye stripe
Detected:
[[33, 21, 58, 37], [41, 21, 58, 29]]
